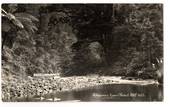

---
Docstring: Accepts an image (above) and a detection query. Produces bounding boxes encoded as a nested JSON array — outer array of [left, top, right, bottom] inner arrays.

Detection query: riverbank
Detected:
[[1, 75, 159, 102]]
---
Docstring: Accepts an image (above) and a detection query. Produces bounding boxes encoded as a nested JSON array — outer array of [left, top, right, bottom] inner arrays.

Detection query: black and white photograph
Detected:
[[1, 3, 163, 102]]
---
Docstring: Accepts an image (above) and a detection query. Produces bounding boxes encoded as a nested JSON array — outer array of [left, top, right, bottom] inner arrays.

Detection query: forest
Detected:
[[1, 4, 163, 101]]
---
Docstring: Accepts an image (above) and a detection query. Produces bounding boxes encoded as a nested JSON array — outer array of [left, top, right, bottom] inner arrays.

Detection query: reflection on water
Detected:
[[18, 84, 163, 102]]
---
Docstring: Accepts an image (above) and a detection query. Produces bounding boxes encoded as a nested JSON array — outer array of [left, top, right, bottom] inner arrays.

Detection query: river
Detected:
[[17, 84, 163, 102]]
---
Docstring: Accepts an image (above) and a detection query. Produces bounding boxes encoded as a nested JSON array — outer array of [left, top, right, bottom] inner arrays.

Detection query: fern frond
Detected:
[[16, 16, 38, 34], [11, 18, 24, 29], [2, 9, 24, 29], [14, 13, 39, 22], [22, 22, 38, 34]]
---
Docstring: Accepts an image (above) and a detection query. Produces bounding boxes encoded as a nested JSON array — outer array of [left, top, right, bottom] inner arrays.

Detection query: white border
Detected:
[[1, 0, 170, 107], [0, 0, 164, 3]]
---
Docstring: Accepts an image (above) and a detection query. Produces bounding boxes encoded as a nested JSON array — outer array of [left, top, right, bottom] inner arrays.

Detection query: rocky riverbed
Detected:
[[1, 75, 159, 102]]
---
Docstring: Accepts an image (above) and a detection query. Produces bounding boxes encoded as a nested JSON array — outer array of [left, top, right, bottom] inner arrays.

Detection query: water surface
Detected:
[[18, 84, 163, 102]]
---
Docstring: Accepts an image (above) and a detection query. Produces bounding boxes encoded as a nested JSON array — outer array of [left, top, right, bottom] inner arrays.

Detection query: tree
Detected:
[[1, 5, 39, 50]]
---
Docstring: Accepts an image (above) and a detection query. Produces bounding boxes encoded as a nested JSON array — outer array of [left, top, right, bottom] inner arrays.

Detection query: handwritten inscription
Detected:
[[93, 93, 145, 97]]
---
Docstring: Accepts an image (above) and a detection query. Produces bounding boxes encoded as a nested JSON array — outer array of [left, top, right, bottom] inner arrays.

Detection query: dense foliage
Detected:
[[1, 4, 163, 80]]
